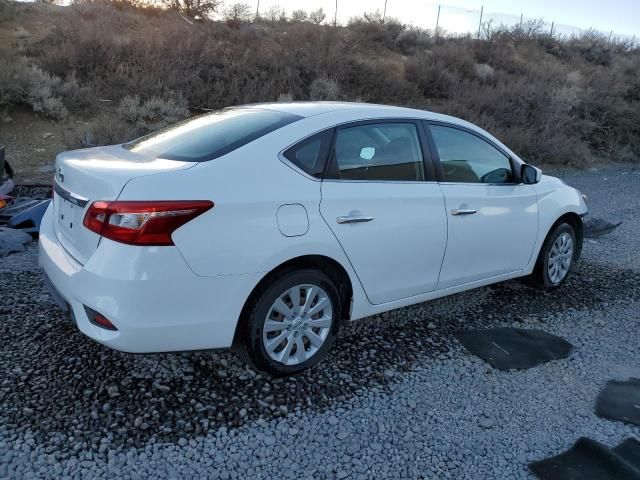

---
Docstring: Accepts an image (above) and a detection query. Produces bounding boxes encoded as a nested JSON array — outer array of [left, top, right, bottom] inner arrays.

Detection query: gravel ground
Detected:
[[1, 165, 639, 479]]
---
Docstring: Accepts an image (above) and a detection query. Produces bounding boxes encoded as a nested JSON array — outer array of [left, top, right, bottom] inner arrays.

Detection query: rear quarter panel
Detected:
[[116, 115, 373, 317]]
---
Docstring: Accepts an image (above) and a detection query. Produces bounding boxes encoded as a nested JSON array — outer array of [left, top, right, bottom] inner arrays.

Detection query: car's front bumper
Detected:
[[38, 205, 262, 353]]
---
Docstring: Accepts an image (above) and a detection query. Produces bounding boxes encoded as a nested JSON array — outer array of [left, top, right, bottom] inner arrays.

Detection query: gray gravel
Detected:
[[560, 164, 640, 270], [1, 165, 639, 479]]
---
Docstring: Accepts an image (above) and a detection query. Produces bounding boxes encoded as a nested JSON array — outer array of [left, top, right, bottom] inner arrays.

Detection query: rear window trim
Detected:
[[123, 108, 302, 163]]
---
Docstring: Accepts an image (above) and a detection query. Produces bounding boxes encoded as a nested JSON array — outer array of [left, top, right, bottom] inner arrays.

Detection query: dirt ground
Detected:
[[1, 108, 77, 184]]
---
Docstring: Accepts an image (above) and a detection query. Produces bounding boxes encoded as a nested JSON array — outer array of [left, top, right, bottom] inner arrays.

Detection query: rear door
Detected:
[[425, 122, 539, 289], [319, 120, 447, 305]]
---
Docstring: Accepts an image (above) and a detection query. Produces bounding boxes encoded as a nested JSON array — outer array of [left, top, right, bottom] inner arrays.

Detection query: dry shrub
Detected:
[[405, 56, 460, 99], [117, 93, 189, 127], [0, 52, 90, 119], [309, 76, 341, 100], [395, 28, 433, 55], [66, 93, 190, 148], [3, 0, 639, 165], [473, 63, 495, 81], [347, 13, 404, 51], [277, 92, 294, 102], [65, 114, 141, 148]]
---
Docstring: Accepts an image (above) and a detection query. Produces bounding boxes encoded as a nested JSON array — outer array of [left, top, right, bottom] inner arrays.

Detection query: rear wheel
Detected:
[[238, 269, 341, 376], [527, 222, 577, 289]]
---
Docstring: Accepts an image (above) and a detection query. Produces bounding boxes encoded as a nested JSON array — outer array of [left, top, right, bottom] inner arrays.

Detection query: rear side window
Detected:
[[283, 129, 333, 177], [330, 122, 425, 181], [125, 108, 300, 162]]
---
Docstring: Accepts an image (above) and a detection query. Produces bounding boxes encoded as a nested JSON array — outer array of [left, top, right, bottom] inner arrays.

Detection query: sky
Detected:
[[244, 0, 640, 38]]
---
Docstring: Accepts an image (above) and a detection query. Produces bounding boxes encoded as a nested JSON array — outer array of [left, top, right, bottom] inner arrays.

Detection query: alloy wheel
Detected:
[[548, 232, 573, 284], [262, 284, 333, 366]]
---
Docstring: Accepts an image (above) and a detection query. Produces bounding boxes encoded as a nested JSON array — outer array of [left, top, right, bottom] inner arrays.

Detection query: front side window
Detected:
[[125, 108, 300, 162], [429, 125, 513, 184], [331, 123, 425, 181]]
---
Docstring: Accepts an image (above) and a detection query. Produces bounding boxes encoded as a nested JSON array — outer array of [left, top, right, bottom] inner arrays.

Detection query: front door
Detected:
[[426, 123, 539, 289]]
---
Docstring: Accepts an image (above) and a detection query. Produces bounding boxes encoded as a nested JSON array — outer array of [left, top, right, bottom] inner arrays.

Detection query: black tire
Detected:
[[237, 269, 342, 376], [526, 222, 577, 290]]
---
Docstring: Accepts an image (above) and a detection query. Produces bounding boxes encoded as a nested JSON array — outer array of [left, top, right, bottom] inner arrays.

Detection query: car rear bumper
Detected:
[[38, 205, 262, 353]]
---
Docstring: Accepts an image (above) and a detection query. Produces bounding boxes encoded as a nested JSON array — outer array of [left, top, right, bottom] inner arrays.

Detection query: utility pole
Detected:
[[550, 21, 554, 37], [334, 0, 338, 26], [435, 4, 441, 37], [519, 13, 523, 27], [255, 0, 260, 19], [608, 30, 613, 44], [383, 0, 388, 23], [477, 5, 483, 38]]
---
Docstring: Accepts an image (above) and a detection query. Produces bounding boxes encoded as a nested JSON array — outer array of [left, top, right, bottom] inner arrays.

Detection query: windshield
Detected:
[[124, 108, 301, 162]]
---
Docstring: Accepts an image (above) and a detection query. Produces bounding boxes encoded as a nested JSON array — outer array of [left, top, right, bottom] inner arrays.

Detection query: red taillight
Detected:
[[84, 306, 118, 330], [83, 200, 213, 246], [93, 313, 117, 330]]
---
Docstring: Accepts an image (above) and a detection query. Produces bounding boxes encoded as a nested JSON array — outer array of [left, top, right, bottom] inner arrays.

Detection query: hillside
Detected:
[[1, 0, 639, 183]]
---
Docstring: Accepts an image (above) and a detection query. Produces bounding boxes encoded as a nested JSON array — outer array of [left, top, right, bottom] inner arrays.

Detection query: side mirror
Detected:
[[521, 164, 541, 184]]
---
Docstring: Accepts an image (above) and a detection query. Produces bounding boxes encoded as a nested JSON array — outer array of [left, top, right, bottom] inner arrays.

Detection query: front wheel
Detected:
[[238, 269, 341, 376], [527, 222, 577, 289]]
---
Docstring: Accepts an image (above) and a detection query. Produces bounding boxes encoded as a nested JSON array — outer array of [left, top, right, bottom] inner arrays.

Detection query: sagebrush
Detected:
[[1, 1, 639, 166]]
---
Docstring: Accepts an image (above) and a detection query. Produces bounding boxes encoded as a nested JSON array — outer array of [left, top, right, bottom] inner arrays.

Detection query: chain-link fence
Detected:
[[217, 0, 637, 45]]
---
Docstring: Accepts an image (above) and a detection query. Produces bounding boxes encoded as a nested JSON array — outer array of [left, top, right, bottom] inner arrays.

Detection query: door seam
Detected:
[[434, 181, 449, 291]]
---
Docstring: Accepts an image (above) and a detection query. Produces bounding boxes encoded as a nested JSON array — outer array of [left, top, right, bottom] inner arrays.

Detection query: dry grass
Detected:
[[1, 1, 639, 166]]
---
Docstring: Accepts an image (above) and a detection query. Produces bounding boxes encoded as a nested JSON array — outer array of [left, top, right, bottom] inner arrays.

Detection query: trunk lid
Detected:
[[52, 145, 195, 264]]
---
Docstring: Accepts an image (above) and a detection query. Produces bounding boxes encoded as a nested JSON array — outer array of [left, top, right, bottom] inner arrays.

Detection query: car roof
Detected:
[[238, 101, 479, 130], [239, 101, 446, 119]]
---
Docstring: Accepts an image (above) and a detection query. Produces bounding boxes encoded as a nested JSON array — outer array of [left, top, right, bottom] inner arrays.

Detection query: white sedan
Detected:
[[40, 102, 587, 375]]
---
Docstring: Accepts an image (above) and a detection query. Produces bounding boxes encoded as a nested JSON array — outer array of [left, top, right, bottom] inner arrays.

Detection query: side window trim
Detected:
[[324, 118, 438, 183], [423, 121, 521, 185]]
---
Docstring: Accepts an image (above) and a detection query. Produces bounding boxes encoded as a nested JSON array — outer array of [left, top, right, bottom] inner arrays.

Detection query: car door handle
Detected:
[[451, 209, 477, 216], [337, 215, 374, 224]]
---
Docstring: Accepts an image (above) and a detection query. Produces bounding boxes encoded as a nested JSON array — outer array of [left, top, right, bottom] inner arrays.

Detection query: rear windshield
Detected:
[[124, 108, 301, 162]]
